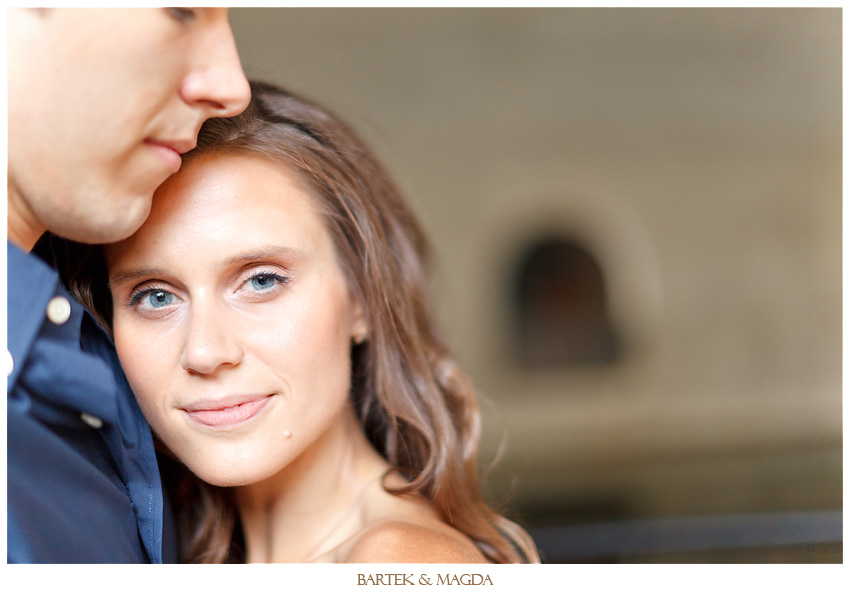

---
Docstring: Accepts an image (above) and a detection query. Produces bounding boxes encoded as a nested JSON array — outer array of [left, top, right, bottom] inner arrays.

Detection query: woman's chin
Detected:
[[188, 463, 267, 488], [202, 474, 258, 488]]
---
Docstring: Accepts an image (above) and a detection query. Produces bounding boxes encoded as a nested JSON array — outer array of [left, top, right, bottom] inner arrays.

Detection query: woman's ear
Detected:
[[351, 301, 368, 345]]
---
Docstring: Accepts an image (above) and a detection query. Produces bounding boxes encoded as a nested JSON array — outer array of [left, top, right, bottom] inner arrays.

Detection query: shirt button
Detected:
[[80, 412, 103, 429], [46, 296, 72, 325], [5, 349, 13, 377]]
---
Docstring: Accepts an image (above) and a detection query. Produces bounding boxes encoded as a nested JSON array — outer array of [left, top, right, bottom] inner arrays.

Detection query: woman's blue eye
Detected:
[[147, 290, 174, 308], [250, 274, 279, 291]]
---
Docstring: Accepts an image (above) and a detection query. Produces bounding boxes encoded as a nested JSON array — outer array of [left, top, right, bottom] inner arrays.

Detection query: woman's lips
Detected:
[[183, 395, 272, 429]]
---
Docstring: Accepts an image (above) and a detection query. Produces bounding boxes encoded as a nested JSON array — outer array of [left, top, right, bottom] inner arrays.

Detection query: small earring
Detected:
[[352, 323, 368, 345]]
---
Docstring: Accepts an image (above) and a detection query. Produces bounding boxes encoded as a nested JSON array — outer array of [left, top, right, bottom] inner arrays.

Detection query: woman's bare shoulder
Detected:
[[342, 520, 488, 564]]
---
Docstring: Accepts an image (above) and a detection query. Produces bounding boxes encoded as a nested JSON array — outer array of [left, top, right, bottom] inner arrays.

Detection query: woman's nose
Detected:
[[179, 307, 243, 376]]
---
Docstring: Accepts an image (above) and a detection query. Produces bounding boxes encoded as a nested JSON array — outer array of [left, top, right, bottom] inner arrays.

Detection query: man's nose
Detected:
[[180, 14, 251, 118]]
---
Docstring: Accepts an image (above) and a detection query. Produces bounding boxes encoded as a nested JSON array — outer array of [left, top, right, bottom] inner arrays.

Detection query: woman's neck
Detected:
[[234, 405, 391, 563]]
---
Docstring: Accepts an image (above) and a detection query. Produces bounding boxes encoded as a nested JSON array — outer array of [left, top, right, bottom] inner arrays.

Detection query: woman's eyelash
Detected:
[[246, 271, 291, 287], [127, 285, 168, 307], [124, 271, 290, 306]]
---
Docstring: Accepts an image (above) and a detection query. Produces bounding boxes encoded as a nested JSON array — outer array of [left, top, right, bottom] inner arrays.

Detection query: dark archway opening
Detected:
[[512, 237, 621, 367]]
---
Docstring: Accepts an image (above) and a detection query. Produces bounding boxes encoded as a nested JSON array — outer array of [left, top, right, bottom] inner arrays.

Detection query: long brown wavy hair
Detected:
[[65, 80, 539, 564]]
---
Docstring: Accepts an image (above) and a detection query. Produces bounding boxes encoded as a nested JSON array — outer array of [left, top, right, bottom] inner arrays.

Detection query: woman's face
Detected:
[[106, 153, 363, 486]]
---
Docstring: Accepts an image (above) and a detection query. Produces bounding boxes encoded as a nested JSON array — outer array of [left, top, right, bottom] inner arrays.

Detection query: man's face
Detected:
[[7, 8, 251, 247]]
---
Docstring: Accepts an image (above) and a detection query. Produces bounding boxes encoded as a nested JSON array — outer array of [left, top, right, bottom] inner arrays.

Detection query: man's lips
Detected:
[[145, 138, 196, 173], [182, 395, 273, 429]]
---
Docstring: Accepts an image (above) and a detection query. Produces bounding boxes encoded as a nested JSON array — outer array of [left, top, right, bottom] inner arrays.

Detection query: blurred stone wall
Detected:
[[228, 8, 841, 531]]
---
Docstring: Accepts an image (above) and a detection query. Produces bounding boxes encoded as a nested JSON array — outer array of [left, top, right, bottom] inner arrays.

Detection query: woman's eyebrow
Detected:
[[108, 246, 307, 286], [223, 245, 306, 267], [109, 267, 169, 287]]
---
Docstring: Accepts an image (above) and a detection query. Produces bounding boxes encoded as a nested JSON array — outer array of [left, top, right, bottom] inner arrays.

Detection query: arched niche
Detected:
[[512, 236, 621, 367], [462, 189, 663, 372]]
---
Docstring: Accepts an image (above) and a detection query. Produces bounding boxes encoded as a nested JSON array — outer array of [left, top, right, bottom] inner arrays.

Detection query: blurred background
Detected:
[[228, 7, 842, 563]]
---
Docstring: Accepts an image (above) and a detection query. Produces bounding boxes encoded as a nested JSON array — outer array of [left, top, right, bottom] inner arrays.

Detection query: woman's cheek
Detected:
[[115, 319, 167, 418]]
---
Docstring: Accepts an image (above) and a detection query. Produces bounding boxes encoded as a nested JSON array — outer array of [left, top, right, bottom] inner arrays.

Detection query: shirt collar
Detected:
[[7, 240, 63, 392]]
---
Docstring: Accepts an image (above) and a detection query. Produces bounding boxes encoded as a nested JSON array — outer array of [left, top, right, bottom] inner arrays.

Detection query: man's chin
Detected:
[[66, 200, 153, 245]]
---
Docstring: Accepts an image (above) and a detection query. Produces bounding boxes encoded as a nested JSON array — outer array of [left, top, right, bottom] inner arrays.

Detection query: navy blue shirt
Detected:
[[7, 241, 176, 563]]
